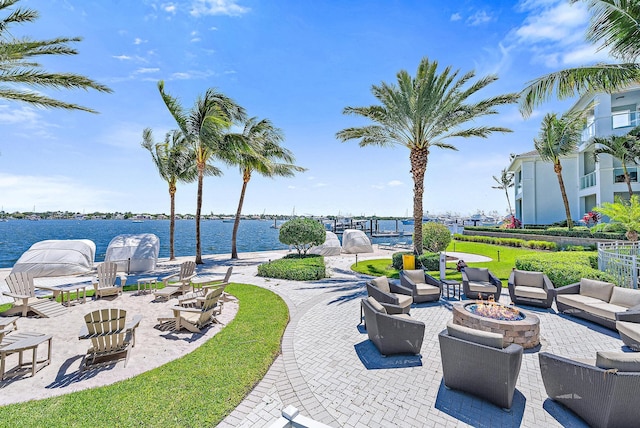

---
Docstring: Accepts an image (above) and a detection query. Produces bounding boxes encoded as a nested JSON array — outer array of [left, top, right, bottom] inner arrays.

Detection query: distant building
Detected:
[[509, 86, 640, 225]]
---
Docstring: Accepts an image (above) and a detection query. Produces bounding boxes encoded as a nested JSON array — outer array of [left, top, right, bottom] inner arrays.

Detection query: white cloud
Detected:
[[467, 10, 493, 26], [191, 37, 201, 42], [190, 0, 250, 17], [0, 105, 40, 126], [450, 13, 461, 22], [313, 183, 328, 188], [209, 26, 218, 31], [388, 180, 403, 187], [171, 72, 192, 79], [113, 54, 132, 60], [133, 37, 147, 45], [135, 67, 160, 74], [163, 3, 177, 14]]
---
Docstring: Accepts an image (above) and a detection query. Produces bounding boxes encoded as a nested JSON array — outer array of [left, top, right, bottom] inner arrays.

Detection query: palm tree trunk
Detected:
[[169, 183, 176, 261], [554, 161, 573, 229], [195, 170, 204, 264], [504, 188, 513, 217], [410, 147, 429, 255], [622, 163, 634, 196], [231, 172, 250, 259]]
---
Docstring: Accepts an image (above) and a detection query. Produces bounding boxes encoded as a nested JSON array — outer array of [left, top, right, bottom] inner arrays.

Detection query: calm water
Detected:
[[0, 219, 412, 269]]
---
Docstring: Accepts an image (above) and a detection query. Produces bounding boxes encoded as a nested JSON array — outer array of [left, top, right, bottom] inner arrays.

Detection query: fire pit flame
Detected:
[[466, 296, 524, 321]]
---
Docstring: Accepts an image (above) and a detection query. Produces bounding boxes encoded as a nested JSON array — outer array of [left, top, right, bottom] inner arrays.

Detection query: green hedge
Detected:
[[257, 254, 326, 280], [391, 251, 439, 270], [515, 252, 616, 287], [465, 225, 625, 240], [454, 233, 558, 250]]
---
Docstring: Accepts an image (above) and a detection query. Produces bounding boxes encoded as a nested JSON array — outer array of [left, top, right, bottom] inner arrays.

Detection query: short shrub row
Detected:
[[453, 234, 558, 250], [257, 254, 326, 281], [391, 252, 440, 271], [465, 225, 625, 240], [515, 252, 615, 287]]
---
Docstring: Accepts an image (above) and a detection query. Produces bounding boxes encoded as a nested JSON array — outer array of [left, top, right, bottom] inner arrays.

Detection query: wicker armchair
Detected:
[[461, 267, 502, 300], [399, 269, 442, 303], [366, 276, 413, 314], [361, 297, 424, 356], [507, 269, 555, 308], [539, 351, 640, 428], [438, 322, 523, 410], [617, 309, 640, 351]]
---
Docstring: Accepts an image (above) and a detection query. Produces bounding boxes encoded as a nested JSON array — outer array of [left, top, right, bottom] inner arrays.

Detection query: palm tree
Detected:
[[492, 168, 514, 217], [590, 127, 640, 196], [0, 0, 111, 112], [141, 128, 197, 260], [520, 0, 640, 116], [157, 81, 246, 264], [534, 110, 588, 229], [228, 117, 306, 259], [336, 56, 518, 255], [594, 195, 640, 241]]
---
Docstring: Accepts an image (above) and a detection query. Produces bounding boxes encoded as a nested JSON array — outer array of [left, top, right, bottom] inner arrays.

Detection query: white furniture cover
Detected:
[[11, 239, 96, 277], [309, 231, 342, 256], [105, 233, 160, 273], [341, 229, 373, 254]]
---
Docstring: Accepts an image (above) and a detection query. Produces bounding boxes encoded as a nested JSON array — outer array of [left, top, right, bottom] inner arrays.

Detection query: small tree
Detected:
[[422, 222, 451, 253], [279, 218, 326, 256], [593, 195, 640, 241]]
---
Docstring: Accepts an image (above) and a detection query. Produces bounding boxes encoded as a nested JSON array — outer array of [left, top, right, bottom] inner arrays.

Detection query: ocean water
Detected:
[[0, 219, 412, 269]]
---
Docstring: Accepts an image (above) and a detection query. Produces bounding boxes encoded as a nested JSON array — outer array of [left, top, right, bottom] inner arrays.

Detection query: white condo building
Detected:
[[508, 86, 640, 225]]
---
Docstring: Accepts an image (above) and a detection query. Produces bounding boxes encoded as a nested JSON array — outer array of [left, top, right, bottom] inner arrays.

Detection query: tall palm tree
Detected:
[[590, 127, 640, 196], [520, 0, 640, 116], [0, 0, 111, 112], [228, 117, 306, 259], [336, 57, 518, 255], [157, 81, 246, 264], [534, 110, 588, 229], [492, 168, 514, 217], [141, 128, 197, 260]]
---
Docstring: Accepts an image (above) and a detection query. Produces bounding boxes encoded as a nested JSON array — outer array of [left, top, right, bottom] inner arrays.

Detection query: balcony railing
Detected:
[[580, 171, 597, 189], [581, 122, 595, 142]]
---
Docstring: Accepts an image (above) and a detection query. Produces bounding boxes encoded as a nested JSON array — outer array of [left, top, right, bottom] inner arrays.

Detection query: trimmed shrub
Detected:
[[392, 251, 440, 271], [422, 222, 451, 253], [464, 225, 625, 240], [515, 252, 616, 287], [279, 218, 326, 256], [523, 240, 557, 251], [257, 254, 326, 281]]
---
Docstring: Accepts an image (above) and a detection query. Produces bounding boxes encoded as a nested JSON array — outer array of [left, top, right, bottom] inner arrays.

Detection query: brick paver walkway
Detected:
[[219, 251, 625, 427]]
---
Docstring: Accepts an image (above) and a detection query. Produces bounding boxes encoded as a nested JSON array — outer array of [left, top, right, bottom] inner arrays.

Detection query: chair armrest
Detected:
[[1, 291, 29, 300], [543, 275, 555, 290], [180, 274, 197, 284], [366, 283, 397, 305], [126, 314, 142, 331], [489, 272, 502, 288], [380, 302, 405, 315], [162, 272, 179, 285], [170, 305, 202, 314], [461, 271, 469, 284], [555, 282, 580, 295], [617, 309, 640, 322], [400, 273, 416, 290], [390, 281, 412, 296], [119, 274, 127, 286]]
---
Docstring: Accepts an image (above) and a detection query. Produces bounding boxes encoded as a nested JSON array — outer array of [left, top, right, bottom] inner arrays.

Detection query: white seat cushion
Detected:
[[617, 320, 640, 342], [393, 293, 413, 308], [415, 283, 440, 296], [514, 285, 548, 299], [468, 281, 497, 293], [557, 294, 603, 312], [585, 302, 627, 320], [514, 270, 544, 288], [371, 276, 390, 293], [609, 286, 640, 308]]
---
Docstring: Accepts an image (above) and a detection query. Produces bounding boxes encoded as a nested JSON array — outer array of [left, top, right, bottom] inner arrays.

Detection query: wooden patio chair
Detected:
[[1, 272, 66, 318], [154, 261, 196, 301], [93, 262, 125, 299], [177, 266, 232, 308], [78, 308, 142, 370], [157, 288, 223, 333]]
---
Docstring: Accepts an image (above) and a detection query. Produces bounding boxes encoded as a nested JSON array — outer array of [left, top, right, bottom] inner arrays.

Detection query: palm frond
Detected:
[[0, 87, 99, 112]]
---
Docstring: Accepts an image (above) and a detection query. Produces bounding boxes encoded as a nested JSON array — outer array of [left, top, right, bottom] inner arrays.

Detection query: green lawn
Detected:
[[352, 241, 591, 283], [0, 283, 289, 427]]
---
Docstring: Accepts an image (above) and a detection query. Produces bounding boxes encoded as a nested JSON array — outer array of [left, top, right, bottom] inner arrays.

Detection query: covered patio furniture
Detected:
[[539, 351, 640, 428], [309, 231, 342, 256], [400, 269, 442, 303], [11, 239, 95, 277], [438, 322, 523, 410], [1, 326, 52, 380], [78, 308, 142, 370], [178, 266, 232, 308], [157, 288, 223, 333], [507, 269, 555, 308], [154, 261, 196, 301], [92, 262, 125, 299], [1, 272, 66, 318], [104, 233, 160, 273], [461, 267, 502, 300], [361, 297, 424, 356], [341, 229, 373, 254], [366, 276, 413, 314]]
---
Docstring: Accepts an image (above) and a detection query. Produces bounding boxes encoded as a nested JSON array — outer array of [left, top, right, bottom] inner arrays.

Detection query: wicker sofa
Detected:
[[361, 297, 425, 356], [539, 351, 640, 428], [399, 269, 442, 303], [616, 309, 640, 351], [555, 278, 640, 330], [438, 322, 523, 410], [366, 276, 413, 314], [507, 269, 555, 308], [461, 267, 502, 300]]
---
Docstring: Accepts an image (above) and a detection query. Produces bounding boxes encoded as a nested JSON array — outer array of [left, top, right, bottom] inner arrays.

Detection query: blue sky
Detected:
[[0, 0, 612, 217]]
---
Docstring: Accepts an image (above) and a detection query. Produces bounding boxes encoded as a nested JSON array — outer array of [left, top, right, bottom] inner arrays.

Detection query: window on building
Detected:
[[614, 167, 638, 183], [612, 105, 637, 129]]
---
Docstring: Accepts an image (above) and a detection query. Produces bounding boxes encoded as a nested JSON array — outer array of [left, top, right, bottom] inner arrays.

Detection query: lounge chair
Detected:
[[366, 276, 413, 314], [154, 261, 196, 301], [1, 272, 66, 318], [93, 262, 125, 299], [1, 325, 53, 380], [507, 268, 555, 308], [177, 266, 232, 308], [78, 308, 142, 370], [399, 269, 442, 303], [461, 267, 502, 300], [438, 321, 523, 410], [157, 288, 223, 333]]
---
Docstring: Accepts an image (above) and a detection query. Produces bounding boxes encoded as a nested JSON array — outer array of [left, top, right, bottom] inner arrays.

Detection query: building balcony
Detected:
[[580, 171, 597, 189]]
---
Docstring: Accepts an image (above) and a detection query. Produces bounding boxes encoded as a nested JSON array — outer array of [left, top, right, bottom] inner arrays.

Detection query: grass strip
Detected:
[[0, 283, 289, 427]]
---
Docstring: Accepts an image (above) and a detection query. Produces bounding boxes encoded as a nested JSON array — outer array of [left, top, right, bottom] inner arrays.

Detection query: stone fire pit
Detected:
[[452, 301, 540, 349]]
